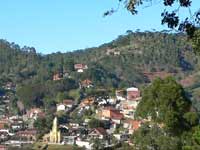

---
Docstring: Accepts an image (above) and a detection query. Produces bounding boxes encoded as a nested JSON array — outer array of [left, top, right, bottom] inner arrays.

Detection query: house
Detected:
[[75, 140, 92, 150], [106, 98, 116, 105], [0, 129, 13, 136], [113, 134, 129, 141], [0, 118, 10, 129], [57, 100, 74, 112], [81, 79, 93, 88], [3, 82, 15, 90], [0, 123, 6, 130], [26, 108, 44, 120], [97, 96, 116, 106], [123, 119, 141, 134], [106, 48, 120, 56], [120, 100, 140, 119], [62, 136, 76, 145], [80, 97, 94, 108], [57, 104, 65, 112], [10, 122, 23, 131], [0, 122, 9, 130], [127, 87, 140, 101], [115, 90, 126, 101], [0, 131, 9, 141], [69, 123, 80, 128], [16, 129, 37, 141], [67, 126, 88, 137], [9, 117, 24, 131], [63, 100, 74, 108], [100, 107, 123, 124], [88, 127, 107, 140], [74, 64, 88, 73], [53, 72, 63, 81], [0, 145, 7, 150]]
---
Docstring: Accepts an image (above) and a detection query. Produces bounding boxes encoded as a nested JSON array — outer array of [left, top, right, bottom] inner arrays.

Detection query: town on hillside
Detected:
[[0, 63, 146, 150], [0, 57, 199, 150], [1, 0, 200, 149]]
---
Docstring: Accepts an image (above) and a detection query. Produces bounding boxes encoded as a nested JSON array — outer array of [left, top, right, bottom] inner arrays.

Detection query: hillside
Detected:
[[1, 31, 200, 111], [62, 31, 199, 85]]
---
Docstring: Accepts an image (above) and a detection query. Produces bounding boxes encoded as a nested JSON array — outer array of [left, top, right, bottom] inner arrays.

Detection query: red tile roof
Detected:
[[102, 107, 124, 120], [63, 100, 74, 105], [132, 121, 141, 130], [104, 106, 117, 111], [93, 127, 107, 135], [0, 145, 7, 150], [74, 64, 87, 69], [110, 111, 123, 120], [81, 79, 92, 85], [125, 119, 141, 130], [16, 129, 37, 136]]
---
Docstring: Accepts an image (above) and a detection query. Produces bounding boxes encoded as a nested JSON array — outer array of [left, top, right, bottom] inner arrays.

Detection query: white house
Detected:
[[75, 140, 92, 149], [57, 100, 74, 112], [57, 104, 65, 112]]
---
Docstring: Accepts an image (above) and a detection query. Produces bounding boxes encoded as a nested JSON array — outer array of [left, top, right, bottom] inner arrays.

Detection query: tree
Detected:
[[193, 126, 200, 145], [106, 0, 200, 53], [88, 118, 104, 128], [16, 83, 45, 108], [131, 123, 182, 150], [56, 92, 65, 103], [106, 0, 199, 31], [57, 111, 69, 124], [190, 29, 200, 54], [34, 114, 54, 139], [118, 142, 134, 150], [89, 138, 105, 150], [135, 77, 198, 134], [181, 125, 200, 150], [64, 58, 75, 72]]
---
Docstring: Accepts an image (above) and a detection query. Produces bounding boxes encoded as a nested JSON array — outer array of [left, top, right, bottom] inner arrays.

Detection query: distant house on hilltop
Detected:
[[57, 99, 75, 112], [106, 48, 120, 56], [53, 72, 63, 81], [74, 64, 88, 73], [26, 108, 44, 120], [81, 79, 93, 88], [3, 82, 15, 90]]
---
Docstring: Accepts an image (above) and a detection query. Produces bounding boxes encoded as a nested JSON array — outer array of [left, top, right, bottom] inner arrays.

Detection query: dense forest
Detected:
[[1, 31, 200, 112]]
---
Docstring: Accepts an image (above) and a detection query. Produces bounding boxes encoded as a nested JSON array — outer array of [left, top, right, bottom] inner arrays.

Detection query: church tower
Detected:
[[49, 117, 61, 143]]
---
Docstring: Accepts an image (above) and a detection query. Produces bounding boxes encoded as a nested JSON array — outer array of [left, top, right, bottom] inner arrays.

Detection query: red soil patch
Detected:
[[143, 72, 174, 81], [179, 75, 195, 87]]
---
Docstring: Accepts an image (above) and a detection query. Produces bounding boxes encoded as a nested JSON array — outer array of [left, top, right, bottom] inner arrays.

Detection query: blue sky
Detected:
[[0, 0, 199, 54]]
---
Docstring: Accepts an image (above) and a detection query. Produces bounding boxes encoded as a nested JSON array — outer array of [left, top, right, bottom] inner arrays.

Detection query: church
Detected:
[[43, 117, 61, 143]]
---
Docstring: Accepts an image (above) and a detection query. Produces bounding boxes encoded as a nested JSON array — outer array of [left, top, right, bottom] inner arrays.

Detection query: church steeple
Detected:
[[49, 117, 61, 143], [52, 117, 58, 132]]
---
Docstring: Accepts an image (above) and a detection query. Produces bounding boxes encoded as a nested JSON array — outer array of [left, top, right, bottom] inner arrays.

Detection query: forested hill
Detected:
[[59, 31, 199, 85], [1, 31, 200, 110], [0, 31, 199, 87]]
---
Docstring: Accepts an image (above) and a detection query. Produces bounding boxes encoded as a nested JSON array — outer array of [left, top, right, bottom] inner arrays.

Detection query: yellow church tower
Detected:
[[49, 117, 61, 143]]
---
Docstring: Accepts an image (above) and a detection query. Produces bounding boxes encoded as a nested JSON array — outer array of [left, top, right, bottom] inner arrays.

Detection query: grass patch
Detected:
[[32, 142, 82, 150]]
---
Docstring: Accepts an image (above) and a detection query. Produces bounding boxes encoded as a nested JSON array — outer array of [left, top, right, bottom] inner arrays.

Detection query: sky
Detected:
[[0, 0, 199, 54]]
